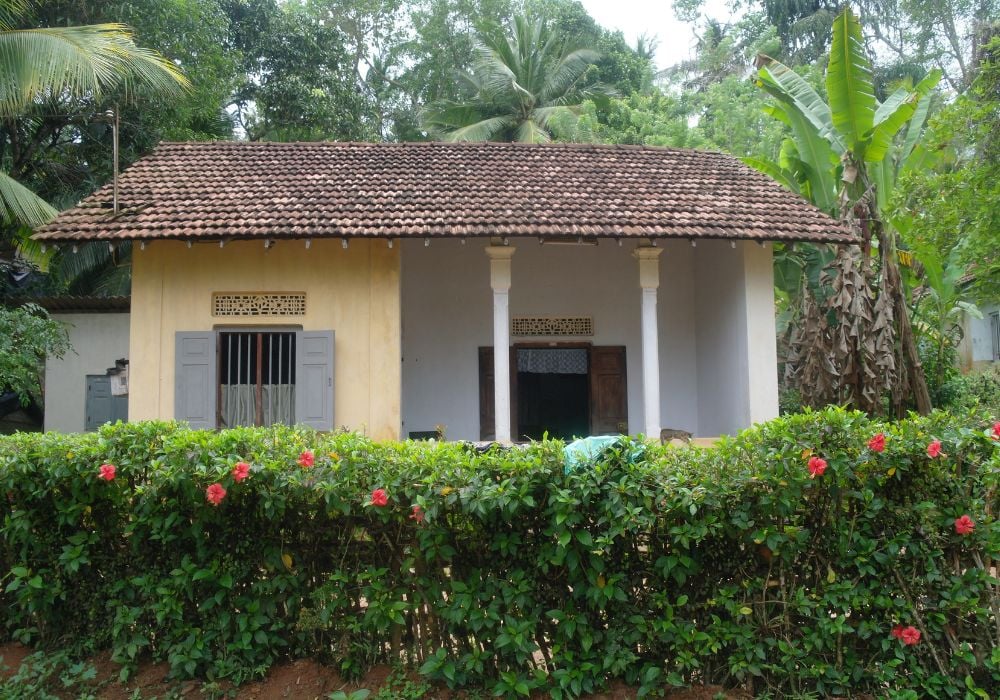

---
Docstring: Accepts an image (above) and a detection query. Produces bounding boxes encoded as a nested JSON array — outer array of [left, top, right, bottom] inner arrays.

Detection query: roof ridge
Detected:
[[153, 139, 733, 158]]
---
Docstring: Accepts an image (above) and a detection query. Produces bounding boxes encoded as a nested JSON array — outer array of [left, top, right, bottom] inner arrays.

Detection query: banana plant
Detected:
[[747, 7, 939, 416]]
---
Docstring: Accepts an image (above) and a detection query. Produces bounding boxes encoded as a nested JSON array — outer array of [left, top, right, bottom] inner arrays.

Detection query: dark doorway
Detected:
[[516, 348, 589, 440], [479, 345, 627, 441]]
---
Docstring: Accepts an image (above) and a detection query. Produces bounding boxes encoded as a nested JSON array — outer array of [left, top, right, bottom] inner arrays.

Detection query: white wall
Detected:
[[45, 313, 130, 433], [401, 238, 718, 441], [693, 241, 779, 436], [969, 302, 999, 366]]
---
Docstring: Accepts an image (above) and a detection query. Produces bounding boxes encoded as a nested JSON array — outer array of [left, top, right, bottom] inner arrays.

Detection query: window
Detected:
[[175, 330, 334, 430], [991, 312, 999, 361], [218, 331, 296, 428]]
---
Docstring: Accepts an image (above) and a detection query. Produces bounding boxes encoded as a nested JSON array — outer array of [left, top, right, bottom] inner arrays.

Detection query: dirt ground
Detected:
[[1, 642, 750, 699]]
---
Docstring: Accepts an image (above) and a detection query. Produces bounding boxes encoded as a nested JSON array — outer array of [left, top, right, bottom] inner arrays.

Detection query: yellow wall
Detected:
[[129, 239, 401, 439]]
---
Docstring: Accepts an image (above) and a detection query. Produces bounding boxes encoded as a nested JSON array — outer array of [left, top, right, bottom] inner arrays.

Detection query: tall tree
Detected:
[[750, 8, 938, 415], [225, 0, 377, 141], [0, 0, 188, 262], [422, 14, 614, 142]]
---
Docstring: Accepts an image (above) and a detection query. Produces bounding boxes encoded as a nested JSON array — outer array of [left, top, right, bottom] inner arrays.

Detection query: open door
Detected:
[[589, 346, 627, 434], [478, 347, 516, 441]]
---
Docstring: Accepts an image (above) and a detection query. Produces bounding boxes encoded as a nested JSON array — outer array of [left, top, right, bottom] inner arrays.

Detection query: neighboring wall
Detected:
[[45, 312, 130, 432], [967, 302, 999, 371], [129, 239, 400, 440], [401, 238, 705, 441]]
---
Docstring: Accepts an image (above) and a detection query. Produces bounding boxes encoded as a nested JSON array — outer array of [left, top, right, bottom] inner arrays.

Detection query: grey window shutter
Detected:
[[295, 330, 334, 430], [175, 332, 217, 429]]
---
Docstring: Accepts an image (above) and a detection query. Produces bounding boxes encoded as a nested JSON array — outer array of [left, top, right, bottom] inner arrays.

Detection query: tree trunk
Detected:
[[877, 223, 933, 415]]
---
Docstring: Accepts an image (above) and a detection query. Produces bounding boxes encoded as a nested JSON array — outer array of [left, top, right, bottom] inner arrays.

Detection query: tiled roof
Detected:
[[34, 141, 855, 244], [6, 296, 130, 312]]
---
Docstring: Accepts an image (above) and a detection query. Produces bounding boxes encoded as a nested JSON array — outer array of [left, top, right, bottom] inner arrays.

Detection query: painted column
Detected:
[[634, 246, 663, 439], [486, 244, 516, 443]]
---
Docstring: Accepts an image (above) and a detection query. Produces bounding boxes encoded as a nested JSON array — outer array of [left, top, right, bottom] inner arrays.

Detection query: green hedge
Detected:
[[1, 409, 998, 698]]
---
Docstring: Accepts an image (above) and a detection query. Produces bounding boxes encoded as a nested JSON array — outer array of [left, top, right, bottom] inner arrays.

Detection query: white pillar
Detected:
[[486, 245, 516, 443], [634, 246, 663, 439]]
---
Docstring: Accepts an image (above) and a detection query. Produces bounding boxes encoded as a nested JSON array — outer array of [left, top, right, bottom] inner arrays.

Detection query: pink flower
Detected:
[[297, 450, 314, 468], [371, 488, 388, 507], [954, 514, 975, 536], [410, 505, 425, 523], [98, 463, 116, 481], [899, 626, 920, 646], [992, 422, 1000, 440], [927, 439, 942, 458], [868, 433, 886, 453], [807, 456, 827, 478], [206, 483, 227, 506], [232, 461, 250, 483], [891, 625, 904, 640]]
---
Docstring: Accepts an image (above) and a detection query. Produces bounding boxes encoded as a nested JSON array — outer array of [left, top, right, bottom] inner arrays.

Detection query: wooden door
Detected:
[[478, 347, 516, 441], [589, 346, 627, 434]]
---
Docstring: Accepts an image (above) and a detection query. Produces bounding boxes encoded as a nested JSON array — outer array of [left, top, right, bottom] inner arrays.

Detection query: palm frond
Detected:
[[0, 23, 190, 117], [0, 170, 56, 226], [439, 115, 513, 142], [515, 118, 549, 143], [540, 47, 600, 103], [0, 0, 29, 31]]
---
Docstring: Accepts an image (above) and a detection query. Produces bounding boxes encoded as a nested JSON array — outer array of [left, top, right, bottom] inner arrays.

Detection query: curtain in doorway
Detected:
[[516, 348, 587, 374]]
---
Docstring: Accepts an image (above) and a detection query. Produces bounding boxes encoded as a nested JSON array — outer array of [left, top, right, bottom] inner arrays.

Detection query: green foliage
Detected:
[[1, 408, 998, 696], [936, 368, 1000, 417], [421, 14, 614, 142], [0, 649, 98, 700], [896, 35, 1000, 302], [0, 304, 71, 406]]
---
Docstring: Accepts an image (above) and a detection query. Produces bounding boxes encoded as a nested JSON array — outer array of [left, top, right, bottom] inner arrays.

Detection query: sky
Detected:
[[578, 0, 735, 70]]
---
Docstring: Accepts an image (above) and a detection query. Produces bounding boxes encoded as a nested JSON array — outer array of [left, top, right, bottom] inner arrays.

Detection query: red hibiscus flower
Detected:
[[899, 626, 920, 646], [371, 488, 388, 507], [992, 422, 1000, 440], [232, 461, 251, 483], [410, 505, 425, 523], [867, 433, 886, 453], [297, 450, 314, 468], [891, 625, 904, 640], [954, 514, 975, 536], [927, 440, 942, 458], [807, 456, 827, 478], [98, 463, 116, 481], [206, 483, 227, 506]]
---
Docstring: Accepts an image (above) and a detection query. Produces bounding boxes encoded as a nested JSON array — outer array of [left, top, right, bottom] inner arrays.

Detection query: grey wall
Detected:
[[45, 313, 130, 433]]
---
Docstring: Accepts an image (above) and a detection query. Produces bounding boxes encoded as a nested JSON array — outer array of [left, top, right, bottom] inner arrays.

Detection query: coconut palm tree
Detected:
[[0, 0, 188, 240], [422, 15, 614, 143]]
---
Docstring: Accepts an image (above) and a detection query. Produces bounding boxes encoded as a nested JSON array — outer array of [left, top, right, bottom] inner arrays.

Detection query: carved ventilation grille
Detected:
[[213, 293, 306, 317], [512, 316, 593, 337]]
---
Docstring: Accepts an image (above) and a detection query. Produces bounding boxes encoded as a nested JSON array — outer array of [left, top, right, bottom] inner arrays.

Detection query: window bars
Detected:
[[218, 331, 296, 427]]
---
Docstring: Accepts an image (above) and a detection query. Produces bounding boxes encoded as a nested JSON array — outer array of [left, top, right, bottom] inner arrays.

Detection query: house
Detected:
[[36, 296, 131, 432], [958, 300, 1000, 372], [1, 296, 129, 433], [33, 141, 853, 442]]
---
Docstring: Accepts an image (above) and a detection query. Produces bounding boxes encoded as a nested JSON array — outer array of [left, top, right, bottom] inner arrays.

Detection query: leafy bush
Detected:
[[1, 409, 998, 698], [936, 366, 1000, 416]]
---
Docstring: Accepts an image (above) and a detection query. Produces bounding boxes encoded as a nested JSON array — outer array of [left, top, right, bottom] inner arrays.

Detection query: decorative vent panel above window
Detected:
[[213, 293, 306, 317], [512, 316, 593, 337]]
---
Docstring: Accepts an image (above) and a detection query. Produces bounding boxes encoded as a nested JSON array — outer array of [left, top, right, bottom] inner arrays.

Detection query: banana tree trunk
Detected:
[[875, 214, 932, 415]]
